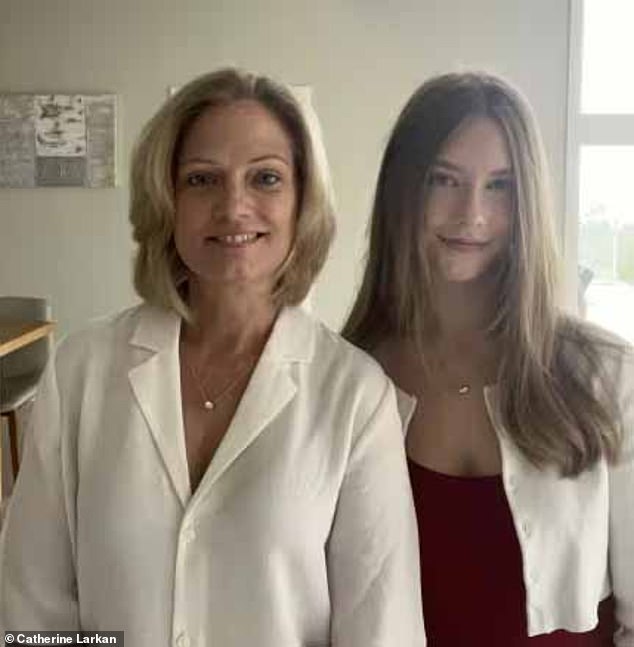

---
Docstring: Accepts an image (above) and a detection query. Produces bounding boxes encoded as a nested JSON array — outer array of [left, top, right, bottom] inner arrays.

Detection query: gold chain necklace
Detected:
[[181, 352, 256, 411], [420, 356, 470, 396], [422, 351, 487, 397]]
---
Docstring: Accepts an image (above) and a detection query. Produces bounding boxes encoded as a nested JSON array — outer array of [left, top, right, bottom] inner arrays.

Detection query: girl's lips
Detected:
[[438, 235, 488, 249]]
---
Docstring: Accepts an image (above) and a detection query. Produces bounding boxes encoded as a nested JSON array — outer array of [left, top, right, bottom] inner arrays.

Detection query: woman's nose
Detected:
[[215, 177, 251, 220]]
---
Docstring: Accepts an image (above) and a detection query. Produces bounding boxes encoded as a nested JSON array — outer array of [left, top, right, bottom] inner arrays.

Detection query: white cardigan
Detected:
[[0, 304, 425, 647], [398, 340, 634, 645]]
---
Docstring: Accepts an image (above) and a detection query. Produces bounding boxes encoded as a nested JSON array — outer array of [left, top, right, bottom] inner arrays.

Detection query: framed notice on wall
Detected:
[[0, 93, 116, 188]]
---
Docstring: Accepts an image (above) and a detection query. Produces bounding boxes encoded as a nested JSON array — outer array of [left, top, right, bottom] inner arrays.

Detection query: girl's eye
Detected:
[[487, 176, 513, 191], [427, 171, 458, 188], [254, 170, 282, 188]]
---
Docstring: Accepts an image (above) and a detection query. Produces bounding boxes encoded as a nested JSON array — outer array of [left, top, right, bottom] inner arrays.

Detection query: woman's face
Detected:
[[421, 116, 513, 285], [173, 100, 297, 294]]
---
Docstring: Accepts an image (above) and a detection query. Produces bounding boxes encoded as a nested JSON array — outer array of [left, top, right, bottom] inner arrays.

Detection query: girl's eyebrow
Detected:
[[433, 158, 512, 176], [432, 159, 462, 173]]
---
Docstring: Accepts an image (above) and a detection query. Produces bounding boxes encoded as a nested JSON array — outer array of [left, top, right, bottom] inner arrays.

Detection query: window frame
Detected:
[[564, 0, 634, 313]]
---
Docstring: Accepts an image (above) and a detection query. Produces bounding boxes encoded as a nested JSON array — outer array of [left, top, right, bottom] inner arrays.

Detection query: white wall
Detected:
[[0, 0, 571, 336]]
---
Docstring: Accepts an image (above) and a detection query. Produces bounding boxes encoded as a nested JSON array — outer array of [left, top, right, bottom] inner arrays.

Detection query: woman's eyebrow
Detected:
[[177, 156, 221, 166], [178, 154, 292, 167], [249, 154, 292, 166], [489, 168, 513, 176]]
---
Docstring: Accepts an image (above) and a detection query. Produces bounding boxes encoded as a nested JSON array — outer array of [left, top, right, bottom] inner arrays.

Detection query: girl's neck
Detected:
[[432, 276, 498, 342]]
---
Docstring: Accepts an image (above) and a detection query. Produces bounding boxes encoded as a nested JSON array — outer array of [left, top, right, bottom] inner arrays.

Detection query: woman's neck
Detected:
[[182, 278, 278, 360]]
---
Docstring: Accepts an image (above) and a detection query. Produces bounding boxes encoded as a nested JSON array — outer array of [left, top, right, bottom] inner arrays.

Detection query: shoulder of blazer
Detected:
[[52, 304, 168, 378], [290, 307, 388, 377], [292, 308, 394, 421]]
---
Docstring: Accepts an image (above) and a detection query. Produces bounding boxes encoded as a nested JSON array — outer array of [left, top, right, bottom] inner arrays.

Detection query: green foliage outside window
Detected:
[[580, 221, 634, 285]]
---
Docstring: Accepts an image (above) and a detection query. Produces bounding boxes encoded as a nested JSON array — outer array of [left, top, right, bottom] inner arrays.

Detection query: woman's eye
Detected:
[[254, 170, 282, 189], [427, 171, 458, 188], [185, 172, 217, 188], [487, 176, 513, 191]]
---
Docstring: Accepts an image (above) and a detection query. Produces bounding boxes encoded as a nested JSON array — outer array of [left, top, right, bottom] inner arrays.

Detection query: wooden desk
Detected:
[[0, 320, 55, 359], [0, 319, 55, 501]]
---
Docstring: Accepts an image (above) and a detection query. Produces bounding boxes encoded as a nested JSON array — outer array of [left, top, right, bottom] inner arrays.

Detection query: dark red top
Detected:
[[407, 459, 614, 647]]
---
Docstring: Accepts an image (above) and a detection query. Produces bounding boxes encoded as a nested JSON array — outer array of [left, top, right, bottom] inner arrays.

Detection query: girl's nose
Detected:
[[456, 184, 486, 225]]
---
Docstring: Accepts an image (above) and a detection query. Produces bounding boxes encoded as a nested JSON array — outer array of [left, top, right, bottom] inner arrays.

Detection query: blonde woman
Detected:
[[343, 72, 633, 646], [0, 69, 424, 646]]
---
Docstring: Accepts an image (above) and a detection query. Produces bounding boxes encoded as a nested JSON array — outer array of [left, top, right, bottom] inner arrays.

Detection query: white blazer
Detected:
[[399, 339, 634, 645], [0, 304, 425, 647]]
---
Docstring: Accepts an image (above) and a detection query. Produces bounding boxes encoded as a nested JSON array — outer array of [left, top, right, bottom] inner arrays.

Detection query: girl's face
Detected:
[[422, 116, 514, 285]]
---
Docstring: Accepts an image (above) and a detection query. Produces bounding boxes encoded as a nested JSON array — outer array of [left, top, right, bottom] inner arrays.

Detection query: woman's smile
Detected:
[[205, 232, 267, 247]]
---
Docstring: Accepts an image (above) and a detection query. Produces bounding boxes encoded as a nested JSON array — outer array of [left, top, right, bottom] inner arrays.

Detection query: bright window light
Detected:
[[578, 146, 634, 341], [581, 0, 634, 114]]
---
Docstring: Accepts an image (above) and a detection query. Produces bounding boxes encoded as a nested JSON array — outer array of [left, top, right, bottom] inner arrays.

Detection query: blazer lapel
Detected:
[[196, 306, 315, 494], [128, 306, 191, 507]]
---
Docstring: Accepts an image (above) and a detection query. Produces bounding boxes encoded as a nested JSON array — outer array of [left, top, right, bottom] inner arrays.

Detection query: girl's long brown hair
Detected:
[[342, 72, 623, 476]]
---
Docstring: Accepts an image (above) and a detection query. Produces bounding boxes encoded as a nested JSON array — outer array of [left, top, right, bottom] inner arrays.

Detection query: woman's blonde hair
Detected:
[[130, 68, 335, 319], [343, 71, 622, 476]]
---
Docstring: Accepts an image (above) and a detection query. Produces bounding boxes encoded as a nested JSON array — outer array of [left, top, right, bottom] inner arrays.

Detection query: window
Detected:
[[566, 0, 634, 343]]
